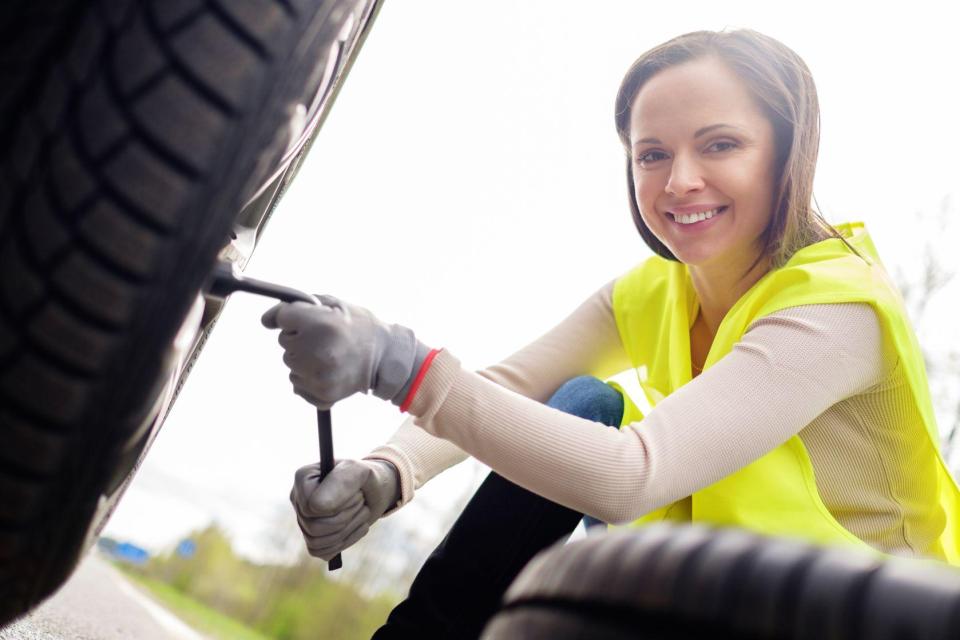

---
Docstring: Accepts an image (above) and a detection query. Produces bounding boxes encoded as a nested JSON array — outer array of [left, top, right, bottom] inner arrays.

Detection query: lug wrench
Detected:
[[206, 261, 342, 570]]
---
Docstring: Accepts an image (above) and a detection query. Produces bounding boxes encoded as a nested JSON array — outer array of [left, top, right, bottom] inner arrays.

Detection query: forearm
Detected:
[[407, 349, 656, 523], [365, 415, 469, 512], [366, 279, 630, 510]]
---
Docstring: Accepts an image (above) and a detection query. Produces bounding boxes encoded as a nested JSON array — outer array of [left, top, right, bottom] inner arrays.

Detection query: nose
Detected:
[[665, 153, 705, 197]]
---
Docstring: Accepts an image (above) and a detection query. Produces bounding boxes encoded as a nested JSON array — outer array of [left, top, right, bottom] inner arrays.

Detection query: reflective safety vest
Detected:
[[608, 222, 960, 564]]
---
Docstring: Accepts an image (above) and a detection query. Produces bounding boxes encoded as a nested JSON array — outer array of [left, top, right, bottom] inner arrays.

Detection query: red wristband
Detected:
[[399, 348, 443, 413]]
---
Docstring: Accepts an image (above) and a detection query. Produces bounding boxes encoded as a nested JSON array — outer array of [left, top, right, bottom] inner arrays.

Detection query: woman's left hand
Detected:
[[261, 295, 429, 410]]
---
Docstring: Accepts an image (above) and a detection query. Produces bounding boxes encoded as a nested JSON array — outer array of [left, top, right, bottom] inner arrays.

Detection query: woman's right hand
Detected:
[[290, 458, 400, 561]]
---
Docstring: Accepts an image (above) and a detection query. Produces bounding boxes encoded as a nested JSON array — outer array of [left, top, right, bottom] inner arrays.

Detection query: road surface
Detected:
[[0, 552, 205, 640]]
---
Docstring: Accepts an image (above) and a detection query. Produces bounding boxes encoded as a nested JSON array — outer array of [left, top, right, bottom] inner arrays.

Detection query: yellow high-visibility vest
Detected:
[[609, 222, 960, 563]]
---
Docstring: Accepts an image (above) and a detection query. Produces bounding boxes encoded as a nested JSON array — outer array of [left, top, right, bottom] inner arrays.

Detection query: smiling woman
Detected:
[[615, 30, 836, 276], [255, 27, 960, 639], [629, 57, 784, 335]]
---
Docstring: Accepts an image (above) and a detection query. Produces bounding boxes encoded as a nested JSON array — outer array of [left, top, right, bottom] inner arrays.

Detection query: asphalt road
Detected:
[[0, 553, 206, 640]]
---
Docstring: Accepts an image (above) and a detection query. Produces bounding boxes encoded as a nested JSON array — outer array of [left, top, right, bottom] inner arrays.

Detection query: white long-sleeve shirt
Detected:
[[368, 279, 939, 556]]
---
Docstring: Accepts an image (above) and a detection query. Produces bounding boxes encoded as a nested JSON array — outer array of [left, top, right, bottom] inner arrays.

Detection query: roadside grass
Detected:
[[117, 566, 271, 640]]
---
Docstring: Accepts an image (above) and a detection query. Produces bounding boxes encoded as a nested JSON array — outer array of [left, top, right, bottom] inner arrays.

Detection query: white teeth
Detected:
[[673, 207, 723, 225]]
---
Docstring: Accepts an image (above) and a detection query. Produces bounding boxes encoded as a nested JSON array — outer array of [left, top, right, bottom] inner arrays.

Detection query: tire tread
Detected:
[[487, 525, 960, 640], [0, 0, 369, 623]]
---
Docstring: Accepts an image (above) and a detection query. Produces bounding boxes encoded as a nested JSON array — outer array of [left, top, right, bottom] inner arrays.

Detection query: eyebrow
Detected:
[[632, 123, 743, 147]]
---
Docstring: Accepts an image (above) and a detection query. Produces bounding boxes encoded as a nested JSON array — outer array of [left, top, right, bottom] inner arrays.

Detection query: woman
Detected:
[[264, 29, 960, 638]]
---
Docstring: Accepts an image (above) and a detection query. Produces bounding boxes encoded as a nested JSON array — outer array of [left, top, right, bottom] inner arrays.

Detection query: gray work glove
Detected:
[[261, 295, 430, 410], [291, 458, 401, 561]]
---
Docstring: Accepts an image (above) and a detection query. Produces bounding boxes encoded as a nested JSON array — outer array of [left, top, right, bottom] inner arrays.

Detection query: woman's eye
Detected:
[[636, 150, 667, 166], [707, 140, 738, 153]]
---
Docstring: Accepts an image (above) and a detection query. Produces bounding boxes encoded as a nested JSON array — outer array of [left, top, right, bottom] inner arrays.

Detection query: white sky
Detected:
[[105, 0, 960, 568]]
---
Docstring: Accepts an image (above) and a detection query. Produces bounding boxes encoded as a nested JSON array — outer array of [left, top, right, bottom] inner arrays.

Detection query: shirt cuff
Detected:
[[363, 446, 413, 516], [399, 348, 444, 413], [407, 348, 462, 425]]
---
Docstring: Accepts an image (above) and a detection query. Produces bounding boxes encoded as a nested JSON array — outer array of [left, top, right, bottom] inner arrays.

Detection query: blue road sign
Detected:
[[176, 539, 197, 559], [115, 542, 149, 565]]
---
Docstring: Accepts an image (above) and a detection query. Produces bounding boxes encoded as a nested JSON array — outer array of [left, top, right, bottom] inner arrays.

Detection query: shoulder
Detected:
[[760, 301, 880, 329], [746, 303, 892, 391], [612, 256, 681, 309], [614, 255, 677, 287]]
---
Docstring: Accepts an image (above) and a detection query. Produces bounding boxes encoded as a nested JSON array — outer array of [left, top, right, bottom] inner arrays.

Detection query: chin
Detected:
[[666, 246, 715, 266]]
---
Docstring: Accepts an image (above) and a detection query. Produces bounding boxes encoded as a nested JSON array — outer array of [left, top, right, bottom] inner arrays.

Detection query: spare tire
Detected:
[[482, 523, 960, 639], [0, 0, 378, 624]]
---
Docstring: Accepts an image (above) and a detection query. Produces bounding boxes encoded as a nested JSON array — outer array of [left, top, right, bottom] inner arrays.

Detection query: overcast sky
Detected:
[[104, 0, 960, 568]]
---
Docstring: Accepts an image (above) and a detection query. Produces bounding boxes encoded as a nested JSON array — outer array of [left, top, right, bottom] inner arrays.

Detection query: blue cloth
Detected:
[[547, 375, 625, 427]]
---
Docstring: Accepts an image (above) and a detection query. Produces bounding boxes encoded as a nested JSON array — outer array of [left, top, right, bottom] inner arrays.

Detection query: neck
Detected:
[[689, 252, 771, 335]]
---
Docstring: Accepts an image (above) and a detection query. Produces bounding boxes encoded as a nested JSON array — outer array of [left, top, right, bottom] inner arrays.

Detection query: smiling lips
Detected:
[[668, 205, 728, 226]]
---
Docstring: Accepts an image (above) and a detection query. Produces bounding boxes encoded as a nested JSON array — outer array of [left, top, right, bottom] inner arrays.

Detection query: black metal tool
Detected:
[[206, 261, 342, 571], [206, 261, 319, 305], [316, 408, 341, 570]]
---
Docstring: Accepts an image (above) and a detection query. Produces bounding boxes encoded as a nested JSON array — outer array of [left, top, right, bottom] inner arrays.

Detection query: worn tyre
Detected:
[[483, 523, 960, 639], [0, 0, 372, 624]]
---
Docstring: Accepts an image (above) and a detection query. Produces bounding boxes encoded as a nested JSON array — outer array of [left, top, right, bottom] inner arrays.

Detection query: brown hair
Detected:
[[614, 29, 854, 271]]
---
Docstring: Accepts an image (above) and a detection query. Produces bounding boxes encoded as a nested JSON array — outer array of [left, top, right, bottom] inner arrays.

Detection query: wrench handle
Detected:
[[317, 408, 342, 571]]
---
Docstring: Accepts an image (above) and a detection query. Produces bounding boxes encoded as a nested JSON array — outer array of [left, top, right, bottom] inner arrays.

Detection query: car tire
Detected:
[[482, 523, 960, 639], [0, 0, 370, 624]]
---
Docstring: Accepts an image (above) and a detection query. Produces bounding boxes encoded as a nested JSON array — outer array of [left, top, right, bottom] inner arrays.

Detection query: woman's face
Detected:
[[629, 56, 779, 270]]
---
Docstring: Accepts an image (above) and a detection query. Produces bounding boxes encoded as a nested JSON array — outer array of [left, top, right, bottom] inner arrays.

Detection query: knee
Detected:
[[546, 376, 624, 427]]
